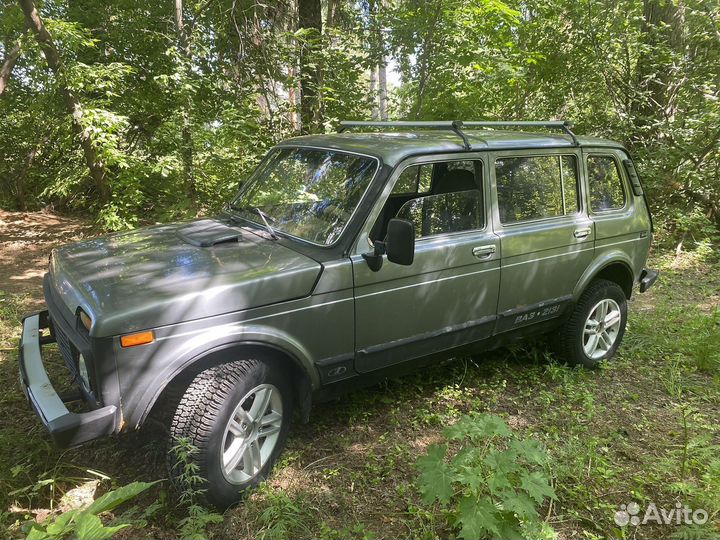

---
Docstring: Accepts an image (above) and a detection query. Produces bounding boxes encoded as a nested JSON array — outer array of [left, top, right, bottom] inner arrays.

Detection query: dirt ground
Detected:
[[0, 209, 94, 306]]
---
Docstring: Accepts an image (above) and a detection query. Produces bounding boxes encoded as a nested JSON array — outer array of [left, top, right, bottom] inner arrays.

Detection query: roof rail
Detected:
[[460, 120, 579, 146], [338, 120, 471, 150], [337, 119, 579, 148]]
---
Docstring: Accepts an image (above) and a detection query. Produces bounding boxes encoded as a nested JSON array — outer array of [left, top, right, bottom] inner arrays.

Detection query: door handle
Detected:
[[472, 245, 496, 259], [574, 227, 592, 239]]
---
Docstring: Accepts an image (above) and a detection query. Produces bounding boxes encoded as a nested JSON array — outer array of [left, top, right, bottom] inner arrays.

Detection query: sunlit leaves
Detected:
[[416, 413, 556, 539]]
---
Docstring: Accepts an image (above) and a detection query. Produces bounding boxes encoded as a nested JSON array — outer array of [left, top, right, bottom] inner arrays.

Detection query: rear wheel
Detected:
[[168, 359, 293, 508], [556, 279, 627, 368]]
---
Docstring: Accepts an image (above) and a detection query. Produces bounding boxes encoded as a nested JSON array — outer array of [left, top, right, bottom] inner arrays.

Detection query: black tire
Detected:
[[167, 358, 293, 508], [555, 279, 628, 368]]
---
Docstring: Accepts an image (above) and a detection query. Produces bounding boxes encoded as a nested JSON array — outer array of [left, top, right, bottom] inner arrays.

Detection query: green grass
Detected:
[[1, 250, 719, 539]]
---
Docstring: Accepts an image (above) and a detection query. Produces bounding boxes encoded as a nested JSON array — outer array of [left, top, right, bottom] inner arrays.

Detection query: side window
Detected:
[[397, 190, 483, 238], [418, 165, 432, 192], [495, 155, 579, 224], [393, 159, 483, 239], [392, 164, 432, 195], [587, 156, 625, 212]]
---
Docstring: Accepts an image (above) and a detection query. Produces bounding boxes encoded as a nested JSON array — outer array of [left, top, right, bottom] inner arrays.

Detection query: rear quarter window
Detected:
[[587, 155, 626, 212]]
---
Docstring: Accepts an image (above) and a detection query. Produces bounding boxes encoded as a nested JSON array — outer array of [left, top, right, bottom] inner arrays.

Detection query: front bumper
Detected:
[[18, 311, 117, 447], [639, 267, 659, 293]]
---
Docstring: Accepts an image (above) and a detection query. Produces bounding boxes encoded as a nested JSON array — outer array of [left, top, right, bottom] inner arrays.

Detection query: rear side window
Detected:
[[587, 156, 626, 212], [495, 155, 579, 224]]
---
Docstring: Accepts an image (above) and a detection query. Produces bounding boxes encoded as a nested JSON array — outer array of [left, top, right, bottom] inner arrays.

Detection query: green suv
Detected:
[[19, 120, 658, 507]]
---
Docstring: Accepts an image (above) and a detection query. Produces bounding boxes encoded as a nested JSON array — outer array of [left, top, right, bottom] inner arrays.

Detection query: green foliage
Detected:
[[0, 0, 717, 243], [417, 413, 556, 539], [683, 309, 720, 373], [169, 438, 223, 540], [255, 487, 312, 540], [24, 481, 157, 540]]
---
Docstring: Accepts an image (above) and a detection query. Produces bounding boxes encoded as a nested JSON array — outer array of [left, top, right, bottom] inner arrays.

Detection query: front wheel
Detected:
[[168, 359, 293, 508], [556, 279, 628, 368]]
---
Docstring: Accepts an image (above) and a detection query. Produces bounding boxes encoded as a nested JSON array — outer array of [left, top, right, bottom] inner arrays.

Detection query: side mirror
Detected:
[[362, 219, 415, 272], [385, 218, 415, 266]]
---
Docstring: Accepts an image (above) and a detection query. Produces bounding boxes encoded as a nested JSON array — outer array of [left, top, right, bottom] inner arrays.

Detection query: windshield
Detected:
[[230, 147, 379, 245]]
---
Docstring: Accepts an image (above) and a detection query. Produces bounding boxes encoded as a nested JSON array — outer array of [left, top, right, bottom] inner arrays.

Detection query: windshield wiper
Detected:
[[254, 207, 278, 240]]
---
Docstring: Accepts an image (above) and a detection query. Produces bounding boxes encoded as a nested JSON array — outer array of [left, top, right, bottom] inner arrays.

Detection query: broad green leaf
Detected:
[[495, 518, 525, 540], [456, 495, 500, 539], [26, 526, 52, 540], [520, 471, 556, 504], [85, 480, 159, 515], [445, 413, 513, 442], [75, 512, 130, 540], [44, 509, 79, 537], [486, 468, 513, 495], [509, 439, 549, 465], [501, 490, 540, 520], [484, 448, 520, 477], [417, 444, 454, 505]]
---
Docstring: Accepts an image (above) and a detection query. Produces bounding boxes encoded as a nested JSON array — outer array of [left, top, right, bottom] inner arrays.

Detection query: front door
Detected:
[[352, 155, 501, 373], [491, 150, 594, 333]]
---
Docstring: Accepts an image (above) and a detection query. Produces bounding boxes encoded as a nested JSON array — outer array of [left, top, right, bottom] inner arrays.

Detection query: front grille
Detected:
[[44, 275, 96, 399], [54, 322, 80, 374]]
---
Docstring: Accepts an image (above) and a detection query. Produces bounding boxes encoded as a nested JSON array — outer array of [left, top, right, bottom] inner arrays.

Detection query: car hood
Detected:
[[47, 218, 322, 337]]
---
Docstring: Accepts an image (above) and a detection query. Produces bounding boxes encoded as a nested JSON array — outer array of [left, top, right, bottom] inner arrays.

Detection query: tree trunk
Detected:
[[378, 61, 388, 121], [174, 0, 196, 202], [369, 65, 378, 120], [326, 0, 338, 27], [633, 0, 685, 128], [298, 0, 322, 133], [413, 4, 442, 119], [0, 40, 22, 96], [288, 63, 302, 132], [371, 0, 388, 120], [17, 0, 110, 203]]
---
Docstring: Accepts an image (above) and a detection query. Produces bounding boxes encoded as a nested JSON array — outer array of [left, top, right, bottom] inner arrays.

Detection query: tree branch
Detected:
[[0, 39, 22, 96]]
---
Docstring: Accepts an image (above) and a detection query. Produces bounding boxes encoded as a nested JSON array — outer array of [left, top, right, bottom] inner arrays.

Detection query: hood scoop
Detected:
[[177, 219, 243, 247]]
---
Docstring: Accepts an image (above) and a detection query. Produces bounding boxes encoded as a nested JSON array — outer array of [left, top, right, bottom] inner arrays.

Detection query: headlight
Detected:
[[78, 354, 90, 388]]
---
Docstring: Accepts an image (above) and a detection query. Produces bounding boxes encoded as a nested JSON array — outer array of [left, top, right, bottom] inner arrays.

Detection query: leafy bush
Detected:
[[169, 438, 223, 540], [417, 413, 556, 539], [25, 481, 157, 540], [683, 309, 720, 374]]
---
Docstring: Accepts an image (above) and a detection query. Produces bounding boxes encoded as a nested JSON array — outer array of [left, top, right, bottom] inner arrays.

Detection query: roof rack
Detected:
[[461, 120, 579, 146], [337, 119, 579, 148], [338, 120, 471, 150]]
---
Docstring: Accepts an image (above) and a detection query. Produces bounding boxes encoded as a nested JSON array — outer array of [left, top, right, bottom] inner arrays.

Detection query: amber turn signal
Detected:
[[79, 310, 92, 331], [120, 330, 154, 348]]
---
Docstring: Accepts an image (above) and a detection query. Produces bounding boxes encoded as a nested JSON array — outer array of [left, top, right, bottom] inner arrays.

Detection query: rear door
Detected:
[[584, 150, 651, 272], [351, 154, 501, 373], [491, 149, 594, 333]]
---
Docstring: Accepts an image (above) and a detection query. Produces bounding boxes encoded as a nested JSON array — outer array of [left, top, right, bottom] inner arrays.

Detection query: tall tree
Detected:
[[174, 0, 196, 202], [378, 60, 388, 120], [0, 38, 21, 96], [368, 0, 388, 120], [16, 0, 110, 203], [298, 0, 322, 133], [369, 65, 378, 119]]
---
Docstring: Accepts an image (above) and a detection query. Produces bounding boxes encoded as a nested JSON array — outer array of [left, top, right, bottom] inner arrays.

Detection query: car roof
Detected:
[[277, 130, 626, 166]]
